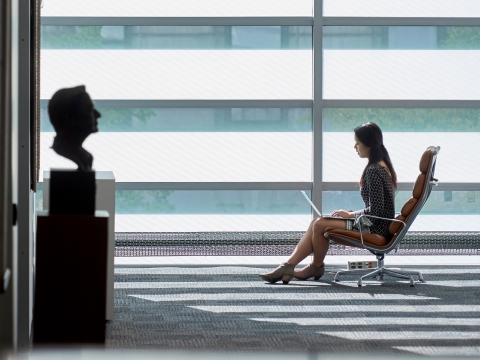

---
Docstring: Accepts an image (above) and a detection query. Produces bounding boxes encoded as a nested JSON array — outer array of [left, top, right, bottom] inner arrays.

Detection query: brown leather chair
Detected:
[[324, 146, 440, 287]]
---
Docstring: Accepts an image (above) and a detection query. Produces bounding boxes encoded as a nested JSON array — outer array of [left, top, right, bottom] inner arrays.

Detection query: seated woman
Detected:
[[259, 122, 397, 284]]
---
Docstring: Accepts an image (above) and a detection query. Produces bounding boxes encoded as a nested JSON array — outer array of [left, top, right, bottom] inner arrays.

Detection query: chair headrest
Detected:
[[419, 146, 440, 174]]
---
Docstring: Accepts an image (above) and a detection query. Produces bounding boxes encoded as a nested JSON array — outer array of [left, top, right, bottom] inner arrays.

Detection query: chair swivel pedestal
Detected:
[[333, 254, 425, 287], [324, 146, 440, 288]]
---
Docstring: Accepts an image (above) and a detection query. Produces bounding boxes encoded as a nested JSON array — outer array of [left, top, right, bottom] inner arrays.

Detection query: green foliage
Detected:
[[296, 108, 312, 129], [116, 190, 175, 214], [42, 26, 103, 48], [97, 108, 156, 131], [441, 27, 480, 49], [323, 108, 480, 132]]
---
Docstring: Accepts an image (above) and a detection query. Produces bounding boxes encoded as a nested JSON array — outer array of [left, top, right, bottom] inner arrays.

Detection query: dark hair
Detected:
[[354, 122, 397, 189]]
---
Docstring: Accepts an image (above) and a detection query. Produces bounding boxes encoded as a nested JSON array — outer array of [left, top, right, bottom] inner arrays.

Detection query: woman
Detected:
[[259, 122, 397, 284]]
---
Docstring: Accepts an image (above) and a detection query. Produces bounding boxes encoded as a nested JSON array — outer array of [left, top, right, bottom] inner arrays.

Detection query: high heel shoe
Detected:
[[294, 263, 325, 280], [259, 262, 295, 284]]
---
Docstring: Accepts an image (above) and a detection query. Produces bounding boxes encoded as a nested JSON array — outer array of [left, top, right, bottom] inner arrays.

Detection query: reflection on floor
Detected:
[[108, 267, 480, 356]]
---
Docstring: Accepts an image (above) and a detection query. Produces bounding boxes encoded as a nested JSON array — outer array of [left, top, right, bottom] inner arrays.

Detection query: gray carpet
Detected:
[[107, 266, 480, 357]]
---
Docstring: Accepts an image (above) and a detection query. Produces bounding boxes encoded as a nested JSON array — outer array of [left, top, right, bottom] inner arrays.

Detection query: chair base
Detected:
[[333, 255, 425, 287]]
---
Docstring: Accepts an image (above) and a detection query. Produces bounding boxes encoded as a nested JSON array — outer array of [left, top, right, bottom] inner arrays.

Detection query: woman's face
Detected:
[[354, 135, 370, 158]]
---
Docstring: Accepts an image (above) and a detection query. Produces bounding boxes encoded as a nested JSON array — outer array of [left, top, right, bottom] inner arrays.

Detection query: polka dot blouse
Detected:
[[354, 163, 396, 238]]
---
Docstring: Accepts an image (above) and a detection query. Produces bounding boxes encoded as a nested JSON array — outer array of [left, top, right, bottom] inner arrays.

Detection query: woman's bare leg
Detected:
[[311, 218, 347, 266], [287, 218, 317, 266], [288, 217, 346, 267]]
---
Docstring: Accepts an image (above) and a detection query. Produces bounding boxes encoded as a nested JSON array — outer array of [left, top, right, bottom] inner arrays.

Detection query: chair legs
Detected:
[[333, 255, 425, 287]]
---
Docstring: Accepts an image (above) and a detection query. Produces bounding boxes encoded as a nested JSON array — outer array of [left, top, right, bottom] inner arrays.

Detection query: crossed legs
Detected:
[[259, 217, 347, 283], [287, 217, 347, 267]]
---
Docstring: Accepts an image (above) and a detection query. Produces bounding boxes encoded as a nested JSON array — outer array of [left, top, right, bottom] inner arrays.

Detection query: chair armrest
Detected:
[[356, 214, 406, 247], [361, 214, 406, 224]]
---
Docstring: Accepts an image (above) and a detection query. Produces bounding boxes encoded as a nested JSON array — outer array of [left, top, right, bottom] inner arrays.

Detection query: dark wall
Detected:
[[0, 0, 19, 351]]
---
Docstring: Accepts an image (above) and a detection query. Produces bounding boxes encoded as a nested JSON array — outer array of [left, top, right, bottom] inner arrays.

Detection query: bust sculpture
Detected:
[[48, 85, 100, 171]]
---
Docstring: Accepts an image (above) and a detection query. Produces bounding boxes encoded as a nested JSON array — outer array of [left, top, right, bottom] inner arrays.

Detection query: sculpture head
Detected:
[[48, 86, 101, 171], [48, 85, 100, 139]]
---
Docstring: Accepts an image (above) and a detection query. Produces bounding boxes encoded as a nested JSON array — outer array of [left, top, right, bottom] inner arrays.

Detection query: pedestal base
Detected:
[[33, 211, 108, 344], [49, 169, 95, 214], [43, 170, 116, 320]]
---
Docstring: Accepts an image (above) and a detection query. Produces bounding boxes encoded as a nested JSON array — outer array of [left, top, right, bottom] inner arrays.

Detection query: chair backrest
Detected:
[[385, 146, 440, 250]]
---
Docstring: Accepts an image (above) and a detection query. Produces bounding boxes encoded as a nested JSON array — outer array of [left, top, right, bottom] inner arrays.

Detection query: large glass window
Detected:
[[39, 20, 314, 231], [40, 3, 480, 237]]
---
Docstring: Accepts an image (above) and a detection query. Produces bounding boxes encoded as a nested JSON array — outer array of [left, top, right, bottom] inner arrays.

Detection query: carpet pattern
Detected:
[[115, 231, 480, 256], [107, 266, 480, 356]]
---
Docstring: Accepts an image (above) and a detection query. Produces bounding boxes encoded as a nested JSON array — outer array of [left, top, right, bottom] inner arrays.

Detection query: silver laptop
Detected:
[[300, 190, 347, 219]]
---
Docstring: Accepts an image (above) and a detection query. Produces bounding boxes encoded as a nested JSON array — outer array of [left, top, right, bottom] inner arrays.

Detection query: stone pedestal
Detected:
[[49, 169, 95, 214], [43, 170, 115, 320], [34, 211, 108, 344]]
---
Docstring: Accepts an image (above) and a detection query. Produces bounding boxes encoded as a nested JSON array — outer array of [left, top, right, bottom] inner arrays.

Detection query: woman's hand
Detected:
[[331, 209, 354, 218]]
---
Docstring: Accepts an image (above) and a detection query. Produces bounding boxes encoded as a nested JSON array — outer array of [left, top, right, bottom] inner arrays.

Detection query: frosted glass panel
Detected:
[[42, 0, 313, 17], [40, 133, 312, 182], [115, 214, 311, 232], [42, 26, 312, 50], [324, 50, 480, 100], [323, 132, 479, 182], [324, 0, 480, 18], [41, 50, 312, 100]]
